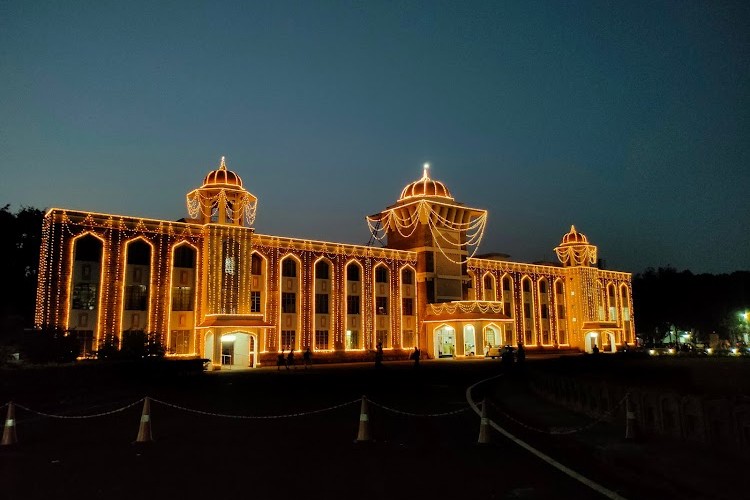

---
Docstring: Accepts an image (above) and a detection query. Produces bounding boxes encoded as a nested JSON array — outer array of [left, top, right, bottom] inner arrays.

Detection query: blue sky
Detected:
[[1, 0, 748, 273]]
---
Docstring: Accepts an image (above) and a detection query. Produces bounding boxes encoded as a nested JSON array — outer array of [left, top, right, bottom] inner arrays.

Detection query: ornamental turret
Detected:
[[555, 225, 597, 267], [186, 157, 258, 227]]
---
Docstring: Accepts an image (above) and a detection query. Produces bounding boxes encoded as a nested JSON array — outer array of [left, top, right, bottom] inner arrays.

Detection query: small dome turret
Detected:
[[202, 156, 244, 188], [559, 225, 589, 246], [399, 163, 453, 201]]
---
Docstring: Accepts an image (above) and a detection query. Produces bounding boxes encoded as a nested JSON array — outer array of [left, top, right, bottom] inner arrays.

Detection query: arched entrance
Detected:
[[463, 325, 476, 356], [434, 325, 456, 358], [204, 332, 214, 361], [483, 325, 503, 354], [584, 332, 599, 353], [220, 332, 258, 369], [603, 331, 616, 352]]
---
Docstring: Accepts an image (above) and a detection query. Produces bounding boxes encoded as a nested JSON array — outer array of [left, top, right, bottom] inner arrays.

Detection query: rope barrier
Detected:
[[368, 399, 470, 417], [488, 393, 629, 435], [149, 397, 361, 419], [14, 399, 145, 419]]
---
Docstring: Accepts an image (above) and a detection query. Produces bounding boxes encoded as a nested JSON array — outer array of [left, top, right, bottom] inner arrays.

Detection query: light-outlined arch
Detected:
[[166, 240, 200, 355], [483, 323, 503, 352], [118, 236, 155, 347], [64, 231, 107, 353], [372, 262, 391, 348], [521, 275, 535, 346], [344, 258, 365, 350], [537, 276, 551, 345], [433, 323, 456, 359], [463, 324, 476, 356], [399, 264, 417, 349], [313, 256, 334, 351], [278, 253, 302, 351], [620, 283, 632, 343], [607, 282, 618, 322], [482, 271, 497, 301], [553, 277, 568, 345], [249, 250, 268, 318]]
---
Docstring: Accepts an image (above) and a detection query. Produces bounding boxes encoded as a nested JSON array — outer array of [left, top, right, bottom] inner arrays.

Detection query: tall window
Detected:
[[346, 330, 358, 350], [250, 291, 261, 313], [375, 266, 388, 283], [402, 330, 414, 348], [402, 298, 413, 316], [376, 330, 388, 346], [72, 284, 97, 310], [281, 330, 295, 350], [376, 296, 388, 315], [173, 246, 195, 268], [315, 330, 329, 350], [251, 254, 263, 275], [315, 261, 329, 279], [315, 293, 329, 314], [171, 286, 193, 311], [484, 275, 493, 289], [503, 276, 512, 291], [402, 268, 414, 285], [125, 285, 148, 310], [347, 264, 360, 281], [282, 293, 296, 313], [347, 295, 360, 314], [170, 330, 190, 354], [282, 259, 297, 277]]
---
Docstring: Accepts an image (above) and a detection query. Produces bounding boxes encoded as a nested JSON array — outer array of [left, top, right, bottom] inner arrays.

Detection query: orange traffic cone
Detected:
[[624, 394, 637, 440], [355, 396, 371, 442], [477, 399, 491, 444], [135, 397, 153, 443], [2, 402, 17, 446]]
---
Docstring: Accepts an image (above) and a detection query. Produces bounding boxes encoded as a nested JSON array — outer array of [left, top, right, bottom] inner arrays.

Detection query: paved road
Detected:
[[0, 359, 724, 499]]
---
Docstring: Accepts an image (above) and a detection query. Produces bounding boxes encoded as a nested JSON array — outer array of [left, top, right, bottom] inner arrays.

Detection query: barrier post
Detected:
[[478, 399, 491, 444], [135, 397, 153, 443], [1, 402, 17, 446], [625, 393, 637, 440], [355, 396, 371, 442]]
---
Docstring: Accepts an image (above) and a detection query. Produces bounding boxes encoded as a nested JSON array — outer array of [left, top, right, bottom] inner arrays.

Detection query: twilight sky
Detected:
[[1, 0, 748, 274]]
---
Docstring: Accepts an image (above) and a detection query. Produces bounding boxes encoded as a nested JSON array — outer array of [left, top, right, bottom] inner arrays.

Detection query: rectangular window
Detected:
[[347, 295, 360, 315], [541, 304, 549, 319], [72, 283, 97, 310], [171, 286, 193, 311], [425, 252, 434, 273], [402, 329, 414, 347], [281, 330, 295, 350], [347, 265, 360, 281], [402, 298, 413, 316], [503, 278, 511, 291], [523, 280, 531, 292], [402, 269, 414, 284], [557, 304, 566, 319], [315, 293, 329, 314], [251, 255, 262, 275], [542, 330, 550, 344], [346, 329, 358, 350], [539, 281, 547, 293], [282, 259, 297, 277], [250, 291, 261, 313], [125, 284, 148, 311], [523, 303, 531, 319], [315, 330, 329, 350], [505, 301, 513, 317], [375, 267, 388, 283], [525, 330, 533, 345], [170, 330, 191, 354], [559, 330, 567, 344], [376, 329, 388, 346], [376, 296, 388, 315], [282, 292, 296, 313]]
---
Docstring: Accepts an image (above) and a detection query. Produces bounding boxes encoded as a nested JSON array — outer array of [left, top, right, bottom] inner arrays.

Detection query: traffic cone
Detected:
[[355, 396, 371, 442], [477, 399, 491, 444], [1, 402, 17, 446], [135, 397, 153, 443], [624, 394, 637, 440]]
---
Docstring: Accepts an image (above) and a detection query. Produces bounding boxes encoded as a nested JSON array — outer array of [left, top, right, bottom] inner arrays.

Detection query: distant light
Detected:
[[668, 348, 675, 355], [648, 349, 656, 356], [222, 334, 236, 342]]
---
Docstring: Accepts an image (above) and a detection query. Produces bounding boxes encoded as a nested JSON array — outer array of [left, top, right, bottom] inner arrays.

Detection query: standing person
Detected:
[[516, 343, 526, 364], [287, 348, 295, 369], [375, 341, 384, 368], [411, 346, 420, 368], [303, 347, 312, 369], [277, 349, 285, 371]]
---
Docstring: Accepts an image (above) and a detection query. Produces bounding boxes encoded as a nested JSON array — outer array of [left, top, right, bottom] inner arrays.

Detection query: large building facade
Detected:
[[35, 158, 634, 367]]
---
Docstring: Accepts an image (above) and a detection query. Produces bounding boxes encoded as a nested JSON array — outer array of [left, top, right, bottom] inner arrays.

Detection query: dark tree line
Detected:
[[633, 266, 750, 343]]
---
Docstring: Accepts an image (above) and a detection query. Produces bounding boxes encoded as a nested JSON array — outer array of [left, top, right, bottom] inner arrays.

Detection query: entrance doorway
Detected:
[[584, 332, 599, 353], [435, 325, 456, 358], [220, 332, 257, 368]]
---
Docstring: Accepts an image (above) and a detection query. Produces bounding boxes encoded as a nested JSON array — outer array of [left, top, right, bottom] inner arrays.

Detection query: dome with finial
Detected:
[[559, 225, 590, 246], [399, 163, 454, 201], [202, 156, 244, 188]]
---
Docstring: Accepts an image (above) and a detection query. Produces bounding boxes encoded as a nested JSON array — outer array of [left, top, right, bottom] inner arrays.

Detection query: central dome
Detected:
[[399, 164, 453, 201], [202, 157, 244, 188], [559, 225, 590, 245]]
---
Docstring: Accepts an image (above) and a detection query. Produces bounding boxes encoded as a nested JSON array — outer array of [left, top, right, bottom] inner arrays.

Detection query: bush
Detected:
[[22, 326, 79, 364]]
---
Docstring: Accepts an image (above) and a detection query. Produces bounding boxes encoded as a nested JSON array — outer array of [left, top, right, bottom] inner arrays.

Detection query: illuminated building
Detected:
[[35, 158, 634, 367]]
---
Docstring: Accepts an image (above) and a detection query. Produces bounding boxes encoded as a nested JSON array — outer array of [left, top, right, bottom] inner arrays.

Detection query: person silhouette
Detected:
[[277, 349, 285, 371], [411, 346, 420, 368], [375, 342, 384, 368], [287, 348, 295, 369], [303, 347, 312, 369]]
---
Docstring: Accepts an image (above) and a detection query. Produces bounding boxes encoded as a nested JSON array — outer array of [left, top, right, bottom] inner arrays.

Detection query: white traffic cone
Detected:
[[356, 396, 371, 442], [135, 397, 153, 443], [1, 402, 17, 446]]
